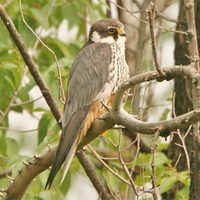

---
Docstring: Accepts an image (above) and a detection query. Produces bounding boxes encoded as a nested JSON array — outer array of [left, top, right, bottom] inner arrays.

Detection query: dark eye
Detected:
[[108, 28, 116, 34]]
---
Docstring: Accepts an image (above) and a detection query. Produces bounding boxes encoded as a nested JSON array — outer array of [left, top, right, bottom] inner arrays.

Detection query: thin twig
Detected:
[[0, 67, 28, 125], [87, 144, 131, 186], [103, 175, 117, 200], [124, 133, 140, 200], [183, 124, 192, 140], [176, 129, 190, 170], [109, 0, 188, 35], [0, 127, 38, 133], [159, 154, 181, 188], [31, 0, 56, 55], [155, 9, 186, 25], [147, 2, 164, 76], [3, 0, 14, 8], [128, 43, 146, 114], [151, 145, 160, 200], [183, 0, 199, 71], [172, 92, 190, 170], [11, 96, 42, 107], [19, 0, 66, 103], [133, 0, 141, 9], [117, 130, 138, 196]]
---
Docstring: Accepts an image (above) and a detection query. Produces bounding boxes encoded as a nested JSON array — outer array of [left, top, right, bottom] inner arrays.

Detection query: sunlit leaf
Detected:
[[160, 176, 177, 194]]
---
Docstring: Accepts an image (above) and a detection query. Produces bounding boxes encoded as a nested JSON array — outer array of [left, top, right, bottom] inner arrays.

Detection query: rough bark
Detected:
[[190, 1, 200, 199], [164, 1, 191, 199], [164, 0, 200, 199]]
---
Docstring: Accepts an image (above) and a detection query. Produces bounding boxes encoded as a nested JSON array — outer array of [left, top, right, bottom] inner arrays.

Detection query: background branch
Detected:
[[147, 2, 164, 75]]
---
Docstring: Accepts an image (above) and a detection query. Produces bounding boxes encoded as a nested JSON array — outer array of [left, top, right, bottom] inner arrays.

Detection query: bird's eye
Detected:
[[108, 28, 116, 34]]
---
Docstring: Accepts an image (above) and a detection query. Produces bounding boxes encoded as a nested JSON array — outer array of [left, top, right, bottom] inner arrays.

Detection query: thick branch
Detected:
[[76, 150, 114, 200], [184, 0, 199, 69], [183, 0, 200, 199], [112, 65, 200, 112], [2, 146, 57, 200]]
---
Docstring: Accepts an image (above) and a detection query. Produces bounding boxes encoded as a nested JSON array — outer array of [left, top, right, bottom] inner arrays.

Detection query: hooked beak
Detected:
[[118, 29, 126, 37]]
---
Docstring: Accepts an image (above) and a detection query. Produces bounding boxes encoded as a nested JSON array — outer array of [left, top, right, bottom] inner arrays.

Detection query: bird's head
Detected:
[[89, 18, 126, 44]]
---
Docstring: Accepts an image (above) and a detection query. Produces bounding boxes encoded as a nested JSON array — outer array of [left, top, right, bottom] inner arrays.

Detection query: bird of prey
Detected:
[[45, 18, 130, 189]]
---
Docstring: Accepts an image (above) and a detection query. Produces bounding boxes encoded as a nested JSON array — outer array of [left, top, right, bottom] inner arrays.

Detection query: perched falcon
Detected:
[[45, 18, 130, 189]]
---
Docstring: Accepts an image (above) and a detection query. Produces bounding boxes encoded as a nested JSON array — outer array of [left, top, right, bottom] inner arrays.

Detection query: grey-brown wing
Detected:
[[45, 42, 112, 188]]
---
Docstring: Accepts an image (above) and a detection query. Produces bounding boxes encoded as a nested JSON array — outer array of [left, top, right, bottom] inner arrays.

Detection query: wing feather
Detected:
[[45, 42, 112, 189]]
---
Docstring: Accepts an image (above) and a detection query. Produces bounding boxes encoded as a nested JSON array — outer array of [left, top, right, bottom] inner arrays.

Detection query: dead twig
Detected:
[[124, 133, 140, 200], [147, 2, 164, 76], [87, 144, 131, 186], [109, 0, 188, 35], [117, 130, 139, 196], [151, 144, 160, 200]]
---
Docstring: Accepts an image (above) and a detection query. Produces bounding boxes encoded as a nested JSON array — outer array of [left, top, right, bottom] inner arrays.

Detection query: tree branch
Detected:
[[111, 65, 200, 113], [2, 146, 57, 200], [183, 0, 200, 198], [184, 0, 199, 69], [147, 2, 164, 75], [76, 150, 114, 200]]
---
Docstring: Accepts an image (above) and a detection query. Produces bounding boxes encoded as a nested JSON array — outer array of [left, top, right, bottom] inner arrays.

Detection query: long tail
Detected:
[[45, 109, 88, 189], [59, 138, 78, 185], [45, 104, 98, 189]]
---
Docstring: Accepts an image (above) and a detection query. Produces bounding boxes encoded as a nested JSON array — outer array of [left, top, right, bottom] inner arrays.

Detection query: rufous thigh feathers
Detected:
[[79, 94, 116, 140]]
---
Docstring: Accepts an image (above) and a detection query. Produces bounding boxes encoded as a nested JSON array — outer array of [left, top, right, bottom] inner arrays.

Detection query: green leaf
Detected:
[[179, 171, 190, 185], [61, 3, 79, 29], [176, 185, 189, 199], [38, 113, 50, 145], [160, 108, 170, 121], [6, 137, 19, 157], [60, 170, 71, 196], [160, 175, 177, 193], [154, 152, 171, 166], [4, 75, 15, 91], [0, 131, 7, 157], [30, 6, 49, 28]]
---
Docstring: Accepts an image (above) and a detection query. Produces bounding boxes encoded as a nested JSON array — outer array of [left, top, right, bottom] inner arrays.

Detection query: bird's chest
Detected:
[[108, 43, 129, 91], [95, 43, 129, 106]]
